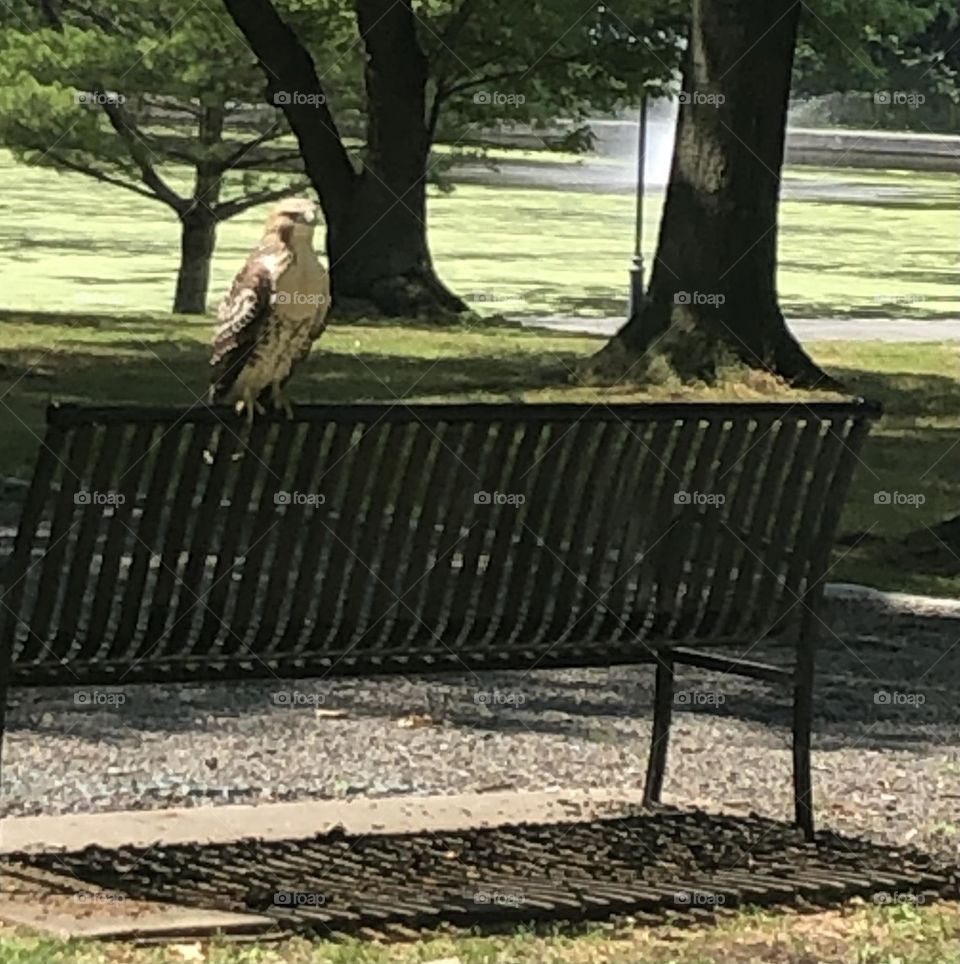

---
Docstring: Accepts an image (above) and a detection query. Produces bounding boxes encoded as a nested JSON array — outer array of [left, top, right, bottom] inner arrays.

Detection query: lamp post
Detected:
[[627, 94, 648, 320]]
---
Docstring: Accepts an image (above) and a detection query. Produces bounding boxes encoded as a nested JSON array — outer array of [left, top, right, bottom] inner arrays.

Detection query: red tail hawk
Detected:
[[209, 197, 330, 420]]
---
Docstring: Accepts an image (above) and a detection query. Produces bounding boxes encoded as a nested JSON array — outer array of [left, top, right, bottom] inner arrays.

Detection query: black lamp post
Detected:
[[627, 94, 648, 320]]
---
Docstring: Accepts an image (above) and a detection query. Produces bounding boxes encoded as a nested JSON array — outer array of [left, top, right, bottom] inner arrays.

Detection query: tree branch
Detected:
[[43, 152, 162, 202], [59, 0, 124, 33], [430, 0, 480, 87], [230, 151, 303, 170], [96, 91, 186, 211], [443, 55, 583, 97], [218, 125, 291, 170], [214, 181, 311, 220], [221, 0, 358, 223], [34, 0, 62, 28], [427, 86, 446, 142]]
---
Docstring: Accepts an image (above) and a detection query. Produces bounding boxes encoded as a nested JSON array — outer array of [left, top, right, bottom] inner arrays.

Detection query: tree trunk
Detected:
[[172, 105, 224, 315], [173, 210, 217, 314], [330, 0, 465, 317], [590, 0, 834, 388], [222, 0, 466, 319], [327, 174, 466, 317]]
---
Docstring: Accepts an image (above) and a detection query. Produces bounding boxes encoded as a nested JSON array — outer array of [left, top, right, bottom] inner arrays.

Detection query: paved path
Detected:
[[519, 315, 960, 341]]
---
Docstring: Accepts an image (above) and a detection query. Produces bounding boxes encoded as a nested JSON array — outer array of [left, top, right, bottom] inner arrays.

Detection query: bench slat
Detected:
[[361, 422, 437, 651], [277, 420, 356, 654], [701, 416, 777, 638], [621, 418, 700, 642], [1, 402, 880, 685], [522, 418, 595, 652], [134, 421, 221, 655], [251, 422, 329, 653], [320, 419, 395, 653], [446, 420, 519, 646], [93, 423, 158, 659], [223, 420, 301, 656], [341, 420, 414, 640], [58, 423, 126, 654], [658, 417, 728, 638], [542, 419, 621, 644], [751, 417, 826, 631], [1, 422, 68, 660], [680, 417, 751, 638], [725, 419, 800, 637], [22, 424, 95, 661]]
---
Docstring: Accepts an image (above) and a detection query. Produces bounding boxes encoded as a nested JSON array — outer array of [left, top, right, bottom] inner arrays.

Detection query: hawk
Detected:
[[209, 197, 330, 421]]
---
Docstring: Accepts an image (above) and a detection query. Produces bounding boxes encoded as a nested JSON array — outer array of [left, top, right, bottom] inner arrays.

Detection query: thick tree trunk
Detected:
[[590, 0, 834, 388], [329, 0, 465, 317], [222, 0, 466, 319], [173, 210, 217, 314], [172, 105, 223, 315], [327, 173, 466, 317]]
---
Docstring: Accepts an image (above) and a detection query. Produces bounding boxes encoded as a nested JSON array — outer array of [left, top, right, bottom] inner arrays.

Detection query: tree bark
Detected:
[[173, 105, 223, 314], [222, 0, 466, 319], [590, 0, 835, 389], [173, 209, 217, 314]]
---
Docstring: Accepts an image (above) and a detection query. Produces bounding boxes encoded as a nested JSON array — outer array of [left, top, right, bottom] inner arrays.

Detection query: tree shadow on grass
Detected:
[[0, 342, 578, 477], [785, 300, 960, 321]]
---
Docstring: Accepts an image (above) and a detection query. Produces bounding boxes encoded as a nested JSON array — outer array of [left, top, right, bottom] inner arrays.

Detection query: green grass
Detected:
[[1, 151, 957, 320], [2, 901, 959, 963], [2, 311, 960, 595]]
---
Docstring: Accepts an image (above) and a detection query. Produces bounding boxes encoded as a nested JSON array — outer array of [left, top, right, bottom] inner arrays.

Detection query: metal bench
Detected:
[[0, 400, 879, 837]]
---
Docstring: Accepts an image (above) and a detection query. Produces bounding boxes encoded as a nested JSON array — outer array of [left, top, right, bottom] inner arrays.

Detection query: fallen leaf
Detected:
[[397, 713, 435, 728]]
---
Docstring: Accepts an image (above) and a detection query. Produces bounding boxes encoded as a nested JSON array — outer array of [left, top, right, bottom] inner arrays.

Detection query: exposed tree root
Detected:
[[331, 267, 468, 322], [581, 314, 845, 394]]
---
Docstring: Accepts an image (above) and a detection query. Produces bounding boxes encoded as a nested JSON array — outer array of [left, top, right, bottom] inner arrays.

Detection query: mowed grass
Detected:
[[2, 900, 959, 963], [0, 150, 957, 320], [2, 311, 960, 594]]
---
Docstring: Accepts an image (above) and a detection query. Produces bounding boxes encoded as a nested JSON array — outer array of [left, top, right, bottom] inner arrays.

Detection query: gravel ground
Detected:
[[3, 585, 959, 860]]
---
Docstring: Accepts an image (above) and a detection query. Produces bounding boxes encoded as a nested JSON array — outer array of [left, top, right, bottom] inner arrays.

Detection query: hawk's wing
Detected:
[[209, 241, 286, 403], [306, 266, 332, 344], [295, 264, 332, 367]]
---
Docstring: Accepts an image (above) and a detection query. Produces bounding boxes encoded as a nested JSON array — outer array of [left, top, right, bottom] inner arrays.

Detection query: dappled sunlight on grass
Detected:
[[1, 152, 957, 321]]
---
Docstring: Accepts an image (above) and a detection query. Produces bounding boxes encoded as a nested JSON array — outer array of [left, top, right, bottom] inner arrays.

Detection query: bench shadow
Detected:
[[8, 806, 958, 937]]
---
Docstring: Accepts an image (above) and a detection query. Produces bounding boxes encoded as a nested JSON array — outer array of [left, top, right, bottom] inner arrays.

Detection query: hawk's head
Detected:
[[265, 197, 318, 244]]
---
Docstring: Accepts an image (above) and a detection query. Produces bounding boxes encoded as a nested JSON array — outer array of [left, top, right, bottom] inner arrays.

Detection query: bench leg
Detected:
[[793, 629, 816, 840], [644, 655, 674, 806]]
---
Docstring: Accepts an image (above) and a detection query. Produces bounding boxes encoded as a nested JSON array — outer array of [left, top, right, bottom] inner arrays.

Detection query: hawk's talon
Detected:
[[271, 385, 295, 420], [233, 397, 264, 428]]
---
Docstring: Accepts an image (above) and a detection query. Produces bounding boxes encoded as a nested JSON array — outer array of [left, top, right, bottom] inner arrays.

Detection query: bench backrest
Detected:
[[0, 402, 877, 686]]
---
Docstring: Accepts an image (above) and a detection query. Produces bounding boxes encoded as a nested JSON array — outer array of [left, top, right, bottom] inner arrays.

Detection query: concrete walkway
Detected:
[[0, 788, 647, 854], [520, 315, 960, 341]]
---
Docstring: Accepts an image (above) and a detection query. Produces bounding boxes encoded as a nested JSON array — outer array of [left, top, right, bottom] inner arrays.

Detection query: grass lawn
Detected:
[[2, 310, 960, 594], [1, 900, 959, 963], [1, 151, 957, 321]]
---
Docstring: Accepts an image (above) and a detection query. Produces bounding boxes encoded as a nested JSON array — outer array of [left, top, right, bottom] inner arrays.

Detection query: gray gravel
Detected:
[[3, 586, 959, 860]]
